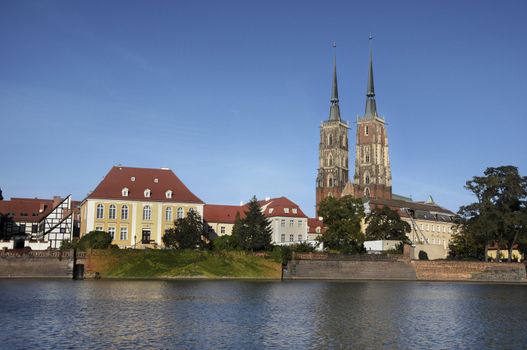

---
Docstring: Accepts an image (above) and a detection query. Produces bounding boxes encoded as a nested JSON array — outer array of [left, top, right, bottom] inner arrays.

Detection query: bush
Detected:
[[270, 245, 292, 264], [418, 250, 429, 260], [289, 241, 318, 253], [212, 235, 238, 251], [78, 230, 113, 251]]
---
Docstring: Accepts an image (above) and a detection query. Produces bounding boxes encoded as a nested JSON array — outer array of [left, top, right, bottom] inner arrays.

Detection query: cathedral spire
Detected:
[[329, 42, 341, 121], [364, 34, 378, 118]]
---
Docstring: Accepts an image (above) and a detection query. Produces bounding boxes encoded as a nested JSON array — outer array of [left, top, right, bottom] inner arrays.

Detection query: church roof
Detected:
[[87, 166, 203, 204], [328, 47, 341, 121], [364, 35, 379, 119]]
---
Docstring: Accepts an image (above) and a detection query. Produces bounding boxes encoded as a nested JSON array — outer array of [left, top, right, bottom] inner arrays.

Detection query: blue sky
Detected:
[[1, 0, 526, 217]]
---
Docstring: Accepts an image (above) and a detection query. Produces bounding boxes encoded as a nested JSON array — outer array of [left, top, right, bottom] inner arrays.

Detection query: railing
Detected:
[[292, 252, 402, 262], [0, 249, 80, 258]]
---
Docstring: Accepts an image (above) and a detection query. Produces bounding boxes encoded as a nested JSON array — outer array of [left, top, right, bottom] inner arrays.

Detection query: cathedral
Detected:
[[315, 41, 458, 259], [316, 43, 392, 210]]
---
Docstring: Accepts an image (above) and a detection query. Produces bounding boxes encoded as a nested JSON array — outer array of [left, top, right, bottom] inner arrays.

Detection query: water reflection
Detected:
[[0, 280, 526, 349]]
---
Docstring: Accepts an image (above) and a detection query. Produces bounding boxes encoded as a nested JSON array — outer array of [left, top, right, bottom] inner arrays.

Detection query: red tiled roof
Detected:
[[307, 218, 326, 234], [258, 197, 308, 218], [203, 197, 307, 224], [87, 166, 203, 204], [204, 204, 244, 224], [0, 198, 54, 222]]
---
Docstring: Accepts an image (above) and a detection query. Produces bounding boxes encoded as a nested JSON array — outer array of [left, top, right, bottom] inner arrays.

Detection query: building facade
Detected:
[[0, 195, 78, 249], [204, 197, 309, 245], [80, 166, 204, 248]]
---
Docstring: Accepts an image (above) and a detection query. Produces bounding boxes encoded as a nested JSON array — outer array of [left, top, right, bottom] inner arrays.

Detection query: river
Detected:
[[0, 280, 526, 349]]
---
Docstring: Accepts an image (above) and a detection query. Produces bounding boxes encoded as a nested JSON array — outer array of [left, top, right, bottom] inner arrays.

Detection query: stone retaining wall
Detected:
[[0, 251, 74, 278], [286, 258, 527, 282]]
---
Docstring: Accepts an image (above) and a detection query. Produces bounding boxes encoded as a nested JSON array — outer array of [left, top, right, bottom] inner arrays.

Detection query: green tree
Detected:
[[316, 195, 365, 253], [77, 230, 113, 251], [455, 166, 527, 262], [232, 196, 272, 251], [212, 235, 238, 250], [163, 210, 208, 249], [364, 206, 411, 243]]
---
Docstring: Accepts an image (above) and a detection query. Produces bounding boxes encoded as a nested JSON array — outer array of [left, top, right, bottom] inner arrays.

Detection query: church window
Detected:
[[328, 134, 333, 145], [109, 204, 116, 220], [328, 176, 333, 187], [366, 154, 370, 163], [96, 204, 104, 219], [121, 205, 129, 220], [365, 175, 370, 184], [328, 154, 333, 166], [365, 188, 371, 197], [365, 126, 369, 136]]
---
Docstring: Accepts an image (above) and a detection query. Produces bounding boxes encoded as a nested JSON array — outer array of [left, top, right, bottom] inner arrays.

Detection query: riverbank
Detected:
[[83, 250, 282, 279]]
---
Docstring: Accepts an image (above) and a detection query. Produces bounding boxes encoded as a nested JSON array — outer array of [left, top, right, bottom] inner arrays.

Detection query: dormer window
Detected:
[[122, 187, 129, 197], [165, 190, 173, 199], [292, 208, 297, 214], [144, 189, 151, 198], [269, 208, 274, 214], [131, 177, 135, 182], [284, 208, 289, 214]]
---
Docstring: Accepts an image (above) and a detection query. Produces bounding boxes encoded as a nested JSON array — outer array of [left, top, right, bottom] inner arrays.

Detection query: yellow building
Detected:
[[80, 166, 204, 248]]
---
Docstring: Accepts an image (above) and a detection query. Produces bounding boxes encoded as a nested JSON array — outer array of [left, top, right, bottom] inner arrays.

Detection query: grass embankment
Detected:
[[87, 250, 282, 279]]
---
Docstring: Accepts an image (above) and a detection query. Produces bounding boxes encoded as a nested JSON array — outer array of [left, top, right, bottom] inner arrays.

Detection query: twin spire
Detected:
[[327, 36, 378, 121]]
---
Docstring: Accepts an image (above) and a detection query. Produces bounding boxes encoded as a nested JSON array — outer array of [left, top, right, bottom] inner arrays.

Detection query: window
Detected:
[[365, 188, 370, 197], [281, 219, 285, 227], [365, 125, 369, 135], [166, 207, 172, 221], [298, 234, 302, 241], [121, 205, 129, 220], [60, 227, 66, 234], [365, 154, 370, 163], [269, 208, 274, 214], [120, 227, 128, 240], [143, 205, 152, 220], [328, 176, 333, 187], [316, 227, 321, 234], [289, 234, 294, 242], [122, 187, 129, 197], [365, 175, 370, 184], [220, 226, 226, 234], [154, 178, 159, 183], [31, 224, 38, 234], [284, 208, 289, 213], [109, 204, 116, 220], [298, 220, 302, 227], [165, 190, 172, 199], [95, 226, 103, 231], [177, 207, 184, 219], [420, 224, 423, 230], [426, 224, 429, 231], [96, 204, 104, 219], [431, 225, 435, 232], [108, 227, 115, 240], [281, 234, 285, 242], [141, 230, 151, 244], [292, 208, 297, 214], [289, 219, 294, 227], [328, 134, 333, 145], [131, 177, 135, 182], [144, 189, 151, 198]]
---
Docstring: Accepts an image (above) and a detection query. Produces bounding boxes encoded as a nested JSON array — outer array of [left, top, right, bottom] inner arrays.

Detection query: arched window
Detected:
[[109, 204, 116, 219], [96, 204, 104, 219], [328, 134, 333, 145], [165, 190, 173, 199], [121, 205, 128, 220], [365, 175, 370, 184], [365, 125, 369, 136], [143, 205, 152, 221], [165, 207, 172, 221], [365, 188, 371, 197], [328, 154, 333, 166], [177, 207, 184, 219], [144, 189, 151, 198], [122, 187, 129, 197], [328, 176, 333, 187]]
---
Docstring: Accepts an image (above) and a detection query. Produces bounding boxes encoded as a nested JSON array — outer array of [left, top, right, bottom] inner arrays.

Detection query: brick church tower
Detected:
[[350, 42, 392, 200], [316, 48, 350, 211]]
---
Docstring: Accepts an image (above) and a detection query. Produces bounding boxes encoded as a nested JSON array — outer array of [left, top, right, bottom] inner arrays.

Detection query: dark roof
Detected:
[[87, 166, 203, 204], [0, 197, 60, 222], [368, 197, 455, 216]]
